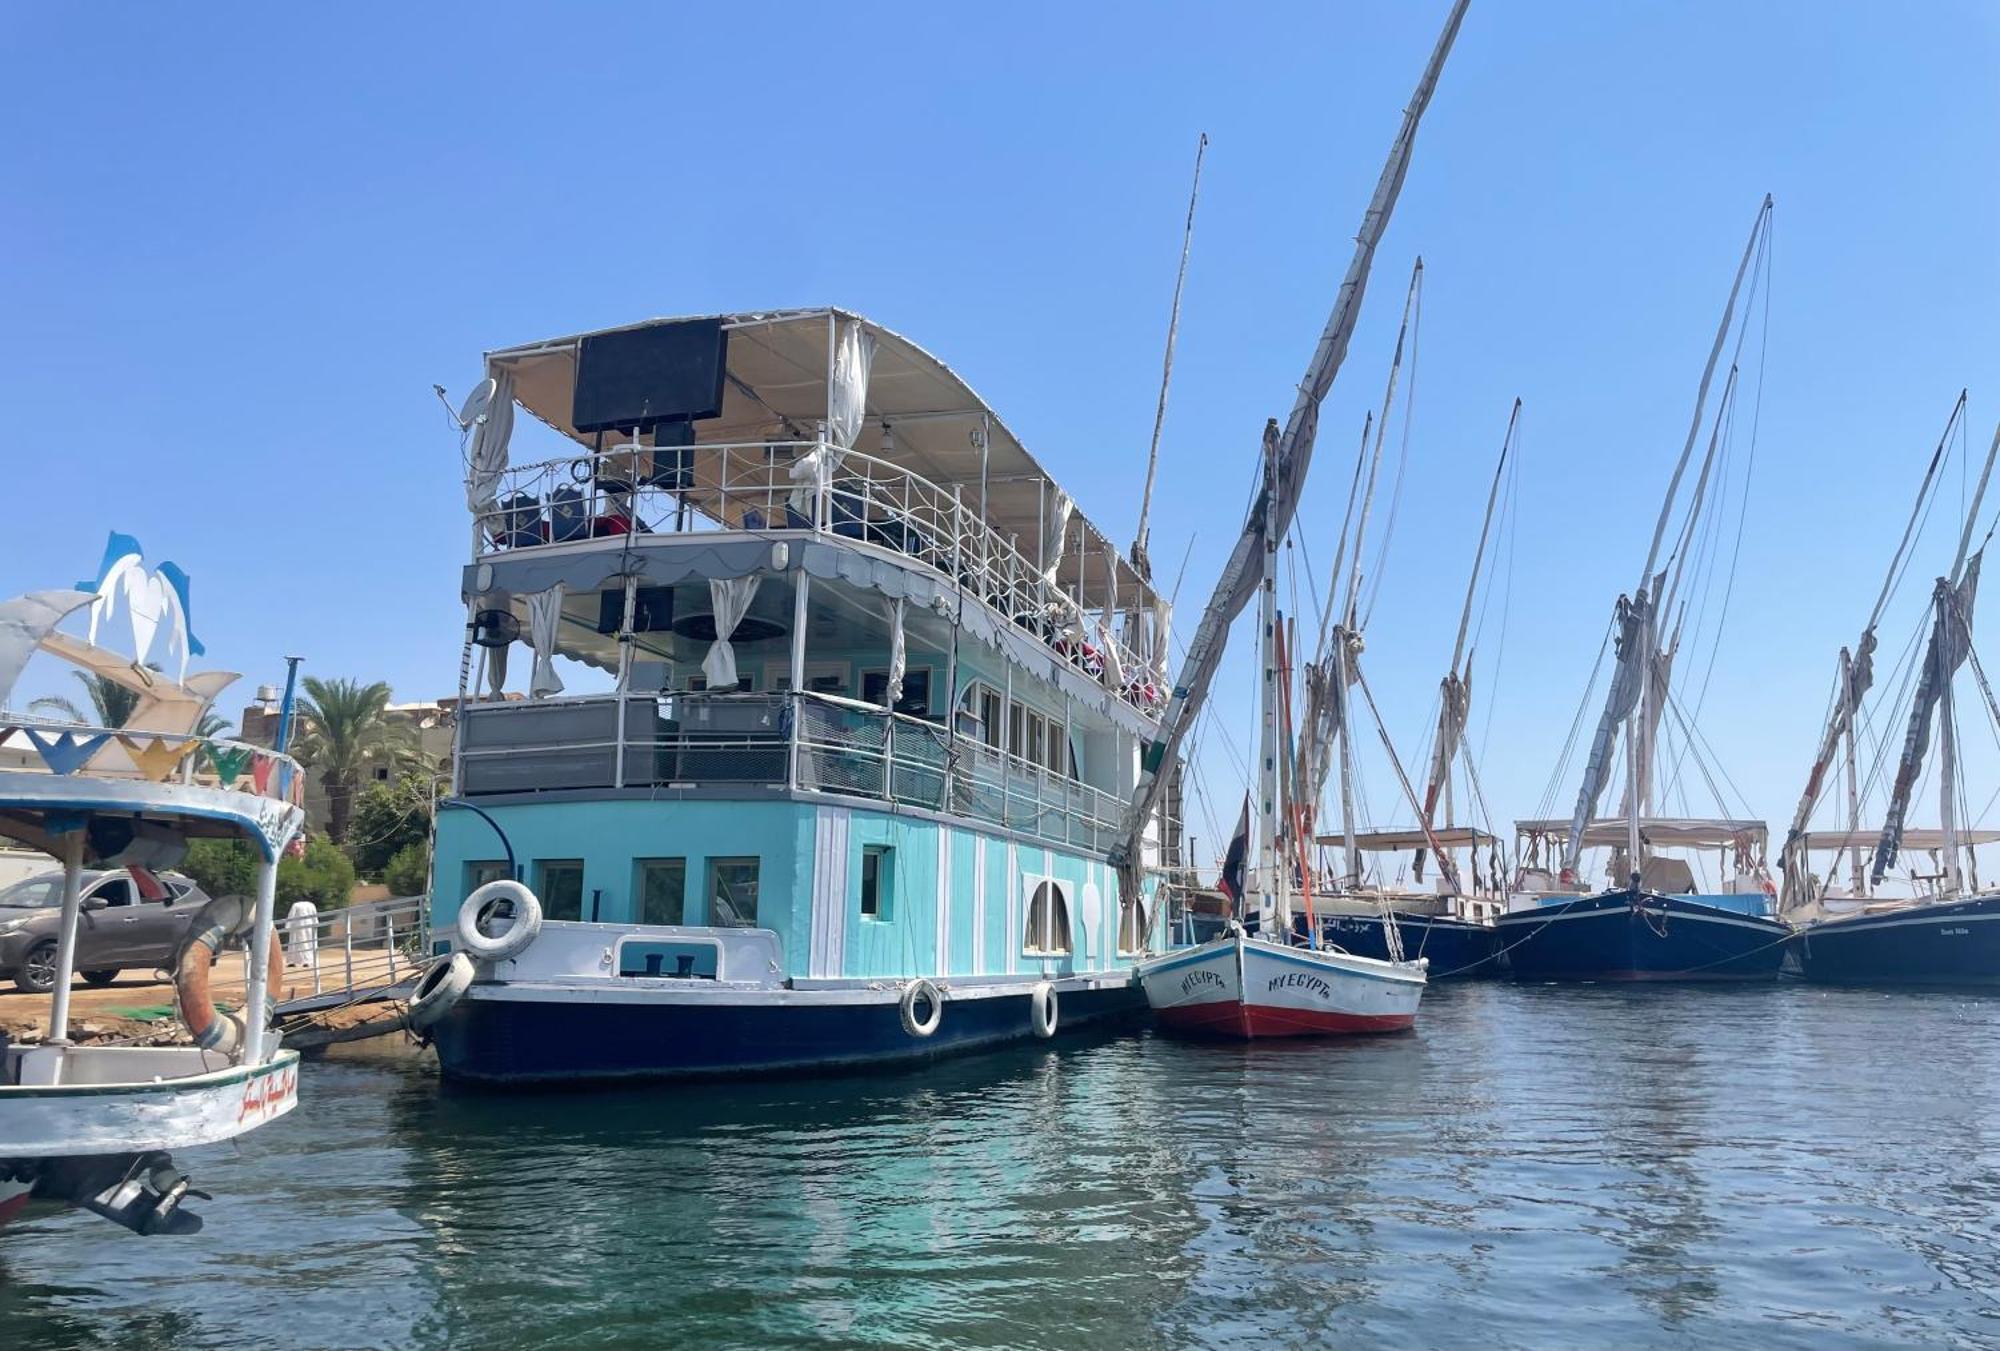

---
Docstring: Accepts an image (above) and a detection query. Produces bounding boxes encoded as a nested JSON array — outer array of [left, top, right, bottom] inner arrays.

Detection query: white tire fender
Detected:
[[457, 879, 543, 962], [407, 952, 475, 1030], [900, 977, 943, 1038], [1030, 980, 1059, 1039]]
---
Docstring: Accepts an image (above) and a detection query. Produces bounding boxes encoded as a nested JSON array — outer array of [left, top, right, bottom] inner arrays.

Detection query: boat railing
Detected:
[[278, 892, 430, 999], [472, 437, 1164, 711], [454, 690, 1131, 856], [0, 713, 305, 809]]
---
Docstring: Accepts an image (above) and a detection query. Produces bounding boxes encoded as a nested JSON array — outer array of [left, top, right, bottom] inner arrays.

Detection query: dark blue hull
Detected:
[[1796, 894, 2000, 986], [1497, 889, 1788, 982], [1296, 911, 1500, 979], [430, 981, 1144, 1087]]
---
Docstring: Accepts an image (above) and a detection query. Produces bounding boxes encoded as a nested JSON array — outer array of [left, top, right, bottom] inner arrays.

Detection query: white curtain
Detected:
[[465, 366, 516, 517], [1042, 487, 1073, 585], [881, 595, 906, 708], [703, 576, 762, 688], [788, 320, 878, 519], [527, 584, 566, 699]]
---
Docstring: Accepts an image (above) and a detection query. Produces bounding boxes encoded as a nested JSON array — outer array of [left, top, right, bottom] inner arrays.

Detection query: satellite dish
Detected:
[[458, 377, 498, 430]]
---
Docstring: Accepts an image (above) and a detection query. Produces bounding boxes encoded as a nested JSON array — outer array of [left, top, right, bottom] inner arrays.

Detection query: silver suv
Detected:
[[0, 868, 212, 993]]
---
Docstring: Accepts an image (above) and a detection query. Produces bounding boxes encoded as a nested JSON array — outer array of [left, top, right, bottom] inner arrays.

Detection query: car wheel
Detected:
[[15, 938, 58, 993], [82, 969, 121, 987]]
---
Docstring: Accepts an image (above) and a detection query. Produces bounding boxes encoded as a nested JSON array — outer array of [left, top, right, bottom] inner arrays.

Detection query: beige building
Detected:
[[237, 697, 460, 835]]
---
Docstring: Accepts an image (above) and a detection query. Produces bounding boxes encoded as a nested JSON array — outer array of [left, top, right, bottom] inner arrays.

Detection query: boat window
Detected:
[[1044, 721, 1067, 774], [1118, 897, 1147, 954], [860, 845, 893, 920], [1023, 879, 1072, 956], [979, 688, 1002, 749], [1008, 702, 1025, 759], [1025, 713, 1045, 768], [92, 878, 135, 908], [534, 859, 585, 922], [634, 858, 687, 927], [863, 668, 931, 716], [688, 674, 755, 693], [707, 857, 760, 928], [466, 860, 510, 895]]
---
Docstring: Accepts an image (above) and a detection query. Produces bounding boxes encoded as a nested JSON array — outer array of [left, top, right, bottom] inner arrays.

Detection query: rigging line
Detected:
[[1349, 662, 1461, 892], [1475, 423, 1523, 765], [1535, 618, 1615, 822], [1132, 132, 1209, 580], [1361, 267, 1424, 630], [1342, 258, 1424, 632], [1315, 413, 1375, 667], [1661, 685, 1749, 820]]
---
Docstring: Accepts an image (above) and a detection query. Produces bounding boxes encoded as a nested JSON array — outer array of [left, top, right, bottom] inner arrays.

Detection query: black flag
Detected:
[[1218, 794, 1251, 915]]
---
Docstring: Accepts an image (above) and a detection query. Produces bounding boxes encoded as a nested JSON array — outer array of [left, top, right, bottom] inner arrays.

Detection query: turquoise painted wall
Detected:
[[433, 796, 1133, 984], [433, 799, 812, 965]]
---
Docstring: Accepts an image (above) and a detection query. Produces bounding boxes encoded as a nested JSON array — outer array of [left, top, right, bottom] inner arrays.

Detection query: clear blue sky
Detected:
[[6, 3, 1999, 861]]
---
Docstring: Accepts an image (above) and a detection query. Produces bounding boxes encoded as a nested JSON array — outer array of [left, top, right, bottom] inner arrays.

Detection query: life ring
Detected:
[[457, 879, 542, 961], [173, 896, 283, 1055], [406, 952, 474, 1030], [1030, 980, 1059, 1038], [899, 978, 943, 1038]]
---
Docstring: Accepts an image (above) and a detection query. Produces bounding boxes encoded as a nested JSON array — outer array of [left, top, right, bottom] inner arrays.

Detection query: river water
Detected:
[[5, 982, 2000, 1349]]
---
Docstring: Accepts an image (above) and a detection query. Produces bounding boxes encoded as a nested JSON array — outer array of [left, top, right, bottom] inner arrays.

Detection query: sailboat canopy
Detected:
[[1321, 826, 1498, 851], [1521, 817, 1767, 850]]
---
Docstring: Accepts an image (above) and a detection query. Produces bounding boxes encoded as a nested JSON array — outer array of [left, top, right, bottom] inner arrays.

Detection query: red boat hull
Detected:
[[1154, 1000, 1414, 1039]]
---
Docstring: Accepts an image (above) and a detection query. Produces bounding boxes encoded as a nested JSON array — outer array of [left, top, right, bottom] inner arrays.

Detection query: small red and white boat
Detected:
[[1138, 927, 1424, 1038]]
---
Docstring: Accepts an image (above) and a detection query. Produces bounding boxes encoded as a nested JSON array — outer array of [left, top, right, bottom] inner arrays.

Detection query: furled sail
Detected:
[[1109, 0, 1471, 892], [1563, 583, 1654, 874], [1874, 556, 1982, 880]]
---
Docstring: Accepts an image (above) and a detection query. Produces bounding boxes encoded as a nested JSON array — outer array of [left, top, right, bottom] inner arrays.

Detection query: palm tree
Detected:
[[27, 672, 142, 728], [294, 677, 411, 844], [193, 709, 234, 739]]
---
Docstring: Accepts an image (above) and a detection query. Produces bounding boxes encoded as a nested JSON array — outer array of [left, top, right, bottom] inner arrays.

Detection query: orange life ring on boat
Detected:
[[173, 896, 284, 1054]]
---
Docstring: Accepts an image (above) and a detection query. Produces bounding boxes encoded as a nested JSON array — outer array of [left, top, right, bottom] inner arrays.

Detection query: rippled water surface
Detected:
[[7, 983, 2000, 1348]]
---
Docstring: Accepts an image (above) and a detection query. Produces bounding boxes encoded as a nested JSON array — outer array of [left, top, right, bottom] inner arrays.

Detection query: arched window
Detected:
[[1118, 897, 1147, 955], [1024, 879, 1072, 956]]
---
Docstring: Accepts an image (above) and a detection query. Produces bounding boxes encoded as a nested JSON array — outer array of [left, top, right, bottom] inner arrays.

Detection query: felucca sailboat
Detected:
[[1783, 397, 2000, 985], [1120, 0, 1473, 1037], [1500, 196, 1788, 981]]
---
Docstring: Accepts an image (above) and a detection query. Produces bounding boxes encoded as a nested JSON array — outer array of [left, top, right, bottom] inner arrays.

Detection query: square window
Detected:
[[861, 845, 893, 920], [707, 857, 760, 928], [535, 859, 585, 922], [862, 669, 930, 714], [634, 858, 686, 927], [466, 860, 510, 895]]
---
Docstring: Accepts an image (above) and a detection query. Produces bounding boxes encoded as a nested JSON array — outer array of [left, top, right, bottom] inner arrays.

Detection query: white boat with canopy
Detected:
[[0, 538, 305, 1233]]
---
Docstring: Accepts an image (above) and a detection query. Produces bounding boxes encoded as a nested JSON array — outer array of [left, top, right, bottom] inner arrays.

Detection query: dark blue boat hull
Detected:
[[1795, 894, 2000, 986], [430, 981, 1144, 1087], [1496, 889, 1788, 982], [1295, 911, 1500, 979]]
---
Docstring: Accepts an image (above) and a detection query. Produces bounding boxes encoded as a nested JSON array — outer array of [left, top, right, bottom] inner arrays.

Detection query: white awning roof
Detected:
[[487, 308, 1159, 615], [1795, 827, 2000, 851], [1316, 826, 1499, 850], [1514, 817, 1769, 848]]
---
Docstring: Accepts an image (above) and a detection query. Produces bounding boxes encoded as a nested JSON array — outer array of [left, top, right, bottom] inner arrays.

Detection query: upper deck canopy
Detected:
[[486, 308, 1159, 616]]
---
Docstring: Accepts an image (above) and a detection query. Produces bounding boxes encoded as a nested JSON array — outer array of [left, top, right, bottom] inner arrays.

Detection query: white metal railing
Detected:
[[280, 893, 430, 998], [455, 690, 1133, 855], [472, 438, 1166, 712]]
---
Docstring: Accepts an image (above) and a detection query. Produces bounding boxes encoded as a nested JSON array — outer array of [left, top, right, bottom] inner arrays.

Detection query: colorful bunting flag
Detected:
[[203, 742, 254, 786], [23, 728, 112, 776]]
